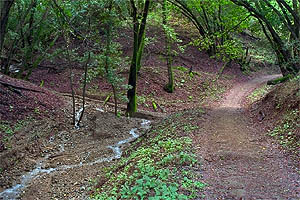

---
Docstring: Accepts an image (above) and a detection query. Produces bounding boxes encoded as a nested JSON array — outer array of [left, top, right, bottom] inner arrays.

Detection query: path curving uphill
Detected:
[[195, 74, 300, 199]]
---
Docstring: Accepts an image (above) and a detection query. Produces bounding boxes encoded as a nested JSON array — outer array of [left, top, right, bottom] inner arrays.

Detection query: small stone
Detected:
[[229, 189, 246, 198]]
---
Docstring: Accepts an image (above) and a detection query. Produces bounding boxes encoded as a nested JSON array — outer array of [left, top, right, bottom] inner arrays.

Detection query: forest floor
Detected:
[[0, 25, 299, 199], [1, 72, 299, 199]]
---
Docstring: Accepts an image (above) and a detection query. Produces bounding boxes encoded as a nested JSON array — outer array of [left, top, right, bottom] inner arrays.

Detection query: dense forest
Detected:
[[0, 0, 299, 199]]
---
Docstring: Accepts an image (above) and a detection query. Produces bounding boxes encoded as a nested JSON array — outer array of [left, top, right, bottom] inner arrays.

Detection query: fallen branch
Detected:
[[0, 80, 44, 93]]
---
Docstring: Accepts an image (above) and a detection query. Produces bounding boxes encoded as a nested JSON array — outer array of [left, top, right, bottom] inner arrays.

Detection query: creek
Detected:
[[0, 118, 151, 200]]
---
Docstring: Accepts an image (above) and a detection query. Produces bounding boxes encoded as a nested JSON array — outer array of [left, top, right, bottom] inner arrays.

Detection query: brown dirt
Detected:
[[1, 22, 298, 200], [194, 75, 300, 199], [1, 73, 299, 199], [0, 93, 155, 200], [0, 74, 64, 121]]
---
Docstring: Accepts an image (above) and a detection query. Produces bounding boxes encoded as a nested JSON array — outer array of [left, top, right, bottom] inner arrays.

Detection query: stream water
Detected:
[[0, 118, 151, 200]]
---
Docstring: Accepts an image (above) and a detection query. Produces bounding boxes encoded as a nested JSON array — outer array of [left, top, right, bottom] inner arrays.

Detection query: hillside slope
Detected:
[[248, 75, 300, 157]]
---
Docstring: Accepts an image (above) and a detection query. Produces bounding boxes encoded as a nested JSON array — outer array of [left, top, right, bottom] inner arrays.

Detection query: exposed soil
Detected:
[[0, 99, 153, 199], [1, 73, 298, 200], [0, 74, 64, 121], [1, 23, 298, 199], [194, 75, 300, 199]]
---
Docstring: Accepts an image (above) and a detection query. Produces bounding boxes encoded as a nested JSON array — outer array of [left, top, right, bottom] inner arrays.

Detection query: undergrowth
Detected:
[[268, 109, 300, 152], [247, 84, 274, 103], [91, 110, 206, 200], [0, 120, 29, 149], [268, 75, 300, 153]]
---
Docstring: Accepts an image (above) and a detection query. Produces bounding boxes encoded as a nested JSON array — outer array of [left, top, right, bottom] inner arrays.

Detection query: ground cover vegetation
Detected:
[[0, 0, 299, 199], [92, 110, 207, 199], [247, 74, 300, 157]]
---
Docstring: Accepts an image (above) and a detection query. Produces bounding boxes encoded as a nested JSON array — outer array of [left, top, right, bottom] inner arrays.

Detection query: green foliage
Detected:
[[247, 39, 276, 66], [2, 0, 58, 76], [267, 75, 293, 85], [148, 1, 185, 53], [0, 120, 27, 136], [175, 66, 188, 72], [182, 0, 250, 60], [247, 84, 274, 103], [231, 0, 300, 75], [268, 109, 300, 150], [152, 101, 158, 111], [91, 113, 206, 199], [87, 48, 131, 103], [0, 120, 28, 149]]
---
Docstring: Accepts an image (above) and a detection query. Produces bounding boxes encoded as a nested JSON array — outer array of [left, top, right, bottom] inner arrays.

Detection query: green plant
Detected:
[[268, 109, 299, 150], [175, 66, 188, 72], [0, 124, 14, 135], [183, 124, 198, 132], [34, 107, 40, 114], [0, 120, 26, 136], [91, 111, 207, 199], [247, 84, 273, 103], [199, 78, 226, 102]]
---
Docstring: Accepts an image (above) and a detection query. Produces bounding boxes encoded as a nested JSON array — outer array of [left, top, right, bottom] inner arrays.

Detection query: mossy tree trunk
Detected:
[[162, 0, 174, 93], [0, 0, 15, 73], [126, 0, 151, 117], [136, 32, 145, 73]]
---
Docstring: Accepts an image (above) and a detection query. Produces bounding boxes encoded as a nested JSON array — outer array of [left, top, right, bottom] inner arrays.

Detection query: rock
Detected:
[[229, 189, 246, 198]]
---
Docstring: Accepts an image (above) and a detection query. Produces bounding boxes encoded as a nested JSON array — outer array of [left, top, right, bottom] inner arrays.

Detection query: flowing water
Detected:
[[0, 118, 151, 200]]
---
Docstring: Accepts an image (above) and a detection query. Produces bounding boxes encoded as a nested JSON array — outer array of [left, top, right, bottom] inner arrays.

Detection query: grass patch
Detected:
[[91, 110, 206, 200]]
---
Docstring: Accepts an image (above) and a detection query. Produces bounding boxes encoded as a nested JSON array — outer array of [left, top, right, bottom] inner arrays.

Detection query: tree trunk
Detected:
[[163, 0, 174, 93], [0, 0, 15, 72], [0, 0, 14, 52], [126, 0, 151, 117], [136, 32, 145, 73]]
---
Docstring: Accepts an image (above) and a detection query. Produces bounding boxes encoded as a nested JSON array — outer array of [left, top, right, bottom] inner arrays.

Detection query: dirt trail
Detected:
[[195, 75, 300, 199]]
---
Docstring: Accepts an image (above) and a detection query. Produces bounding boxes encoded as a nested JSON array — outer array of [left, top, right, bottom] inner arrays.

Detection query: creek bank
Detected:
[[0, 108, 151, 200]]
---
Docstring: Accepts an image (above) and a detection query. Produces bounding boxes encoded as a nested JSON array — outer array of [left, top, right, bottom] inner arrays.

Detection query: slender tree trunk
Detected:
[[163, 0, 174, 93], [103, 1, 119, 116], [126, 0, 151, 117], [27, 0, 36, 46], [63, 31, 76, 125], [136, 32, 145, 73], [68, 52, 76, 125], [77, 52, 90, 126]]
